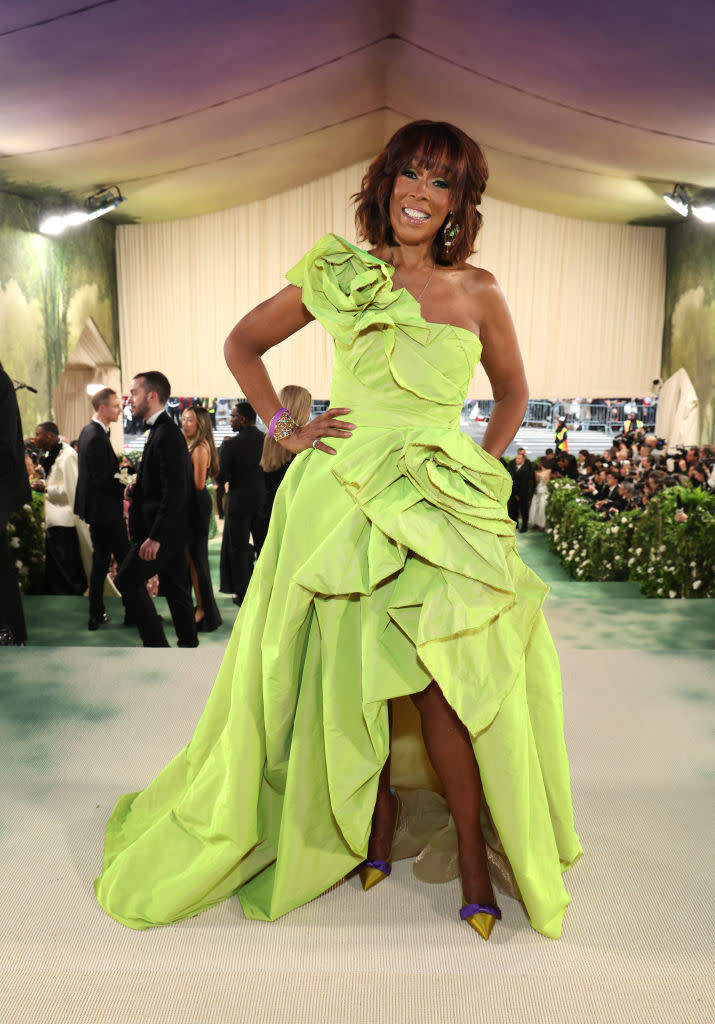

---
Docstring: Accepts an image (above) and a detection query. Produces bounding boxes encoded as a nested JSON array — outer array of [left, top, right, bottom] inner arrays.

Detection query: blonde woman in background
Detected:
[[182, 404, 222, 632], [253, 385, 312, 550]]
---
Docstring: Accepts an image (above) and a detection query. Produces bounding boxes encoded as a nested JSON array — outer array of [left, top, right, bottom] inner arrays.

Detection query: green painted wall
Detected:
[[662, 218, 715, 443], [0, 191, 119, 434]]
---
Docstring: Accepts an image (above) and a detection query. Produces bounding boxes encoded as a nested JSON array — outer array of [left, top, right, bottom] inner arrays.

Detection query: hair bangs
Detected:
[[388, 123, 466, 187]]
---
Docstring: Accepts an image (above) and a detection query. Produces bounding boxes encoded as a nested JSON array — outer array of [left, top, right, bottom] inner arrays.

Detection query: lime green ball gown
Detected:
[[94, 234, 582, 939]]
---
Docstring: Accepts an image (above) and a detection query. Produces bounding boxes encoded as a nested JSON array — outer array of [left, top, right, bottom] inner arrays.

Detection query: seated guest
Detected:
[[33, 421, 86, 595], [576, 450, 592, 476], [254, 385, 312, 550], [216, 401, 266, 606], [595, 470, 621, 513], [74, 388, 131, 630], [182, 404, 222, 632], [584, 467, 608, 502]]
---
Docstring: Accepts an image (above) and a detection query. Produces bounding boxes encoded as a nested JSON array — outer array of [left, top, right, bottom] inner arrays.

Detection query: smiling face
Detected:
[[182, 408, 197, 438], [389, 158, 452, 249]]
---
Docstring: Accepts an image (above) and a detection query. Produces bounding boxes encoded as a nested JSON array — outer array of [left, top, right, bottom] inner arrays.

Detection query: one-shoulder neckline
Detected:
[[330, 234, 482, 346]]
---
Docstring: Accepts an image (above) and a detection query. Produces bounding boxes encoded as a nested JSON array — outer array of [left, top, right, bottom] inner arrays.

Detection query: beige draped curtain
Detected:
[[117, 161, 665, 400]]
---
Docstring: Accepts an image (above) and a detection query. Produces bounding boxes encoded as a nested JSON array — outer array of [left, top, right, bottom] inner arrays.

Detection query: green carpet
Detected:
[[516, 532, 714, 650], [20, 532, 713, 649], [22, 538, 236, 648]]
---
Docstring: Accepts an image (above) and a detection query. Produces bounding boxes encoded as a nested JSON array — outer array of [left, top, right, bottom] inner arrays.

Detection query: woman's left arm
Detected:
[[474, 273, 529, 459]]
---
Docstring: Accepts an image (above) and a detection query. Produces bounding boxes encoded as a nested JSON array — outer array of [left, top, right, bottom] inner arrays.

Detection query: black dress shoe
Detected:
[[88, 613, 110, 631]]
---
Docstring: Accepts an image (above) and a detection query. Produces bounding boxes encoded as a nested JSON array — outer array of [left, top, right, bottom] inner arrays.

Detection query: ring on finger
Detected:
[[312, 438, 320, 449]]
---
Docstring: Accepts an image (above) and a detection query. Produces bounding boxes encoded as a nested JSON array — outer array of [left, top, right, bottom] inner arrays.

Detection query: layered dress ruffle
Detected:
[[95, 234, 581, 939]]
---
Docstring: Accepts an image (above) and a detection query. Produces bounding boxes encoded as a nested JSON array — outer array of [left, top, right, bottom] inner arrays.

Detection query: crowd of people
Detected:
[[3, 369, 311, 647], [506, 428, 714, 533]]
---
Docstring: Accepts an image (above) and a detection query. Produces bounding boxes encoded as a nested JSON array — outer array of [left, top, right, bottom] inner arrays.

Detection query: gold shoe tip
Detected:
[[464, 911, 497, 941], [359, 864, 391, 891]]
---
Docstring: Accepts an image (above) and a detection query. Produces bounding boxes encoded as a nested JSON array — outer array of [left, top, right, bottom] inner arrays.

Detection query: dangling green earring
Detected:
[[442, 213, 461, 249]]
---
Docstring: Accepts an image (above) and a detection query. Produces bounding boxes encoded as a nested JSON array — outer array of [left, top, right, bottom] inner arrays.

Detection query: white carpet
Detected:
[[1, 645, 713, 1024]]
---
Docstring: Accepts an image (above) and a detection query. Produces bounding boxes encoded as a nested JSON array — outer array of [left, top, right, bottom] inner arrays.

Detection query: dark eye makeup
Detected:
[[401, 167, 450, 188]]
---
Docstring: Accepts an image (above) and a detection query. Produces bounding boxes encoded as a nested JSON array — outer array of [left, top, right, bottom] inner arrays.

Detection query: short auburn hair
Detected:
[[353, 120, 489, 266]]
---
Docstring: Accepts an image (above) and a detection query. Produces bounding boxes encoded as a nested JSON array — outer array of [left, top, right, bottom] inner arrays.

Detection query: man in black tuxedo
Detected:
[[507, 451, 533, 532], [74, 387, 131, 630], [0, 361, 32, 645], [115, 371, 197, 648], [216, 402, 266, 605]]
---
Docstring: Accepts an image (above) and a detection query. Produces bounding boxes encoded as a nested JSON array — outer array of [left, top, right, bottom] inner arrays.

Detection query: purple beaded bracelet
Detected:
[[268, 407, 289, 438]]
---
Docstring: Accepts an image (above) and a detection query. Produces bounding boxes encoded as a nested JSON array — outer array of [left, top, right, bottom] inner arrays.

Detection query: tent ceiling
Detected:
[[1, 0, 713, 225]]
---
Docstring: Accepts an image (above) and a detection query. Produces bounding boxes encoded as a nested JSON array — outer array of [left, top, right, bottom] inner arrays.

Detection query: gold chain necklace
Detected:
[[389, 249, 436, 301]]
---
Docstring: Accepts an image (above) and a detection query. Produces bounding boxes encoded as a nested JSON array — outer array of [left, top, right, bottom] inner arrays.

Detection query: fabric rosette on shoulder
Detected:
[[288, 235, 479, 412]]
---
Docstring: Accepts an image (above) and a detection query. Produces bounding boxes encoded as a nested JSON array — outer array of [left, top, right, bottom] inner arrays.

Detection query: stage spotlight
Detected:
[[692, 204, 715, 224], [39, 186, 126, 235], [662, 184, 689, 217]]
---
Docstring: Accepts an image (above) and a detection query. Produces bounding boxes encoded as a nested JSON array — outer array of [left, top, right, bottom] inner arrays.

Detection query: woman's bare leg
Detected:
[[187, 553, 203, 622], [411, 681, 495, 906], [366, 703, 396, 862]]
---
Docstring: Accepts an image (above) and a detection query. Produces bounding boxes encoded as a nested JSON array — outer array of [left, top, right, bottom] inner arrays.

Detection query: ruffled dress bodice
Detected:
[[288, 234, 483, 429]]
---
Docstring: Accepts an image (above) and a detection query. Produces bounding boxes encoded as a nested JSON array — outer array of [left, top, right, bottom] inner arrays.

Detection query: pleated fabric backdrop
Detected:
[[117, 160, 666, 399]]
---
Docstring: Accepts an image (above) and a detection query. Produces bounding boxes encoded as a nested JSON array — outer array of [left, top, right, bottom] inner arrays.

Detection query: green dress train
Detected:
[[94, 234, 582, 939]]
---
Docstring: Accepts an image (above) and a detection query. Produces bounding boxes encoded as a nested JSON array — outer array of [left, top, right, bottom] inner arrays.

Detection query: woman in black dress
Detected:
[[182, 404, 222, 632]]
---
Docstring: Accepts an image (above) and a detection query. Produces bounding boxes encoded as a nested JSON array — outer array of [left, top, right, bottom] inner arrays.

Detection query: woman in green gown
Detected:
[[95, 120, 581, 940]]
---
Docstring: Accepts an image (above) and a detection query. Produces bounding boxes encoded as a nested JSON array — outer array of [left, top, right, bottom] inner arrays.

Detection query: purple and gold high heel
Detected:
[[460, 902, 502, 941], [359, 789, 402, 892]]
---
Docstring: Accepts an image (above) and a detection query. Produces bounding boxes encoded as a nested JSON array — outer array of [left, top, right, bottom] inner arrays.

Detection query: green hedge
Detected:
[[545, 479, 714, 598], [6, 492, 45, 594]]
